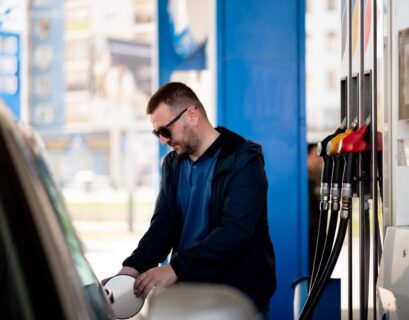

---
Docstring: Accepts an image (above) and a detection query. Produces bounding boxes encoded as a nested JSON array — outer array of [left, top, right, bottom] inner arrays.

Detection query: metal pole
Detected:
[[371, 0, 379, 317], [359, 1, 367, 318], [348, 1, 353, 318]]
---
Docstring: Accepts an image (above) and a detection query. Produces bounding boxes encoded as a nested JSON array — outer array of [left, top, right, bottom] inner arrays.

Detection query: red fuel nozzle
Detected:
[[338, 122, 370, 154]]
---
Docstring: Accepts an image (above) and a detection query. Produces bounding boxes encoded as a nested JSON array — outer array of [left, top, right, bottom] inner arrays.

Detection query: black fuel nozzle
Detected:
[[316, 119, 347, 209]]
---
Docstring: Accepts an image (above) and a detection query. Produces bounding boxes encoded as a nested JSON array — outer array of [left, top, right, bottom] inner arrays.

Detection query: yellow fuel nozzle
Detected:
[[326, 127, 353, 156]]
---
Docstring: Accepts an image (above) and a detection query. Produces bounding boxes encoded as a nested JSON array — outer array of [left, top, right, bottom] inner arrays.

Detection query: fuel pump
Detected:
[[375, 1, 409, 319], [298, 0, 395, 318], [299, 121, 370, 320]]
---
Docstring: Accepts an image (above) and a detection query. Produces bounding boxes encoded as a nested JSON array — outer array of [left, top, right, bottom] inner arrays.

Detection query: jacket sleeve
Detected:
[[122, 157, 175, 273], [170, 145, 268, 281]]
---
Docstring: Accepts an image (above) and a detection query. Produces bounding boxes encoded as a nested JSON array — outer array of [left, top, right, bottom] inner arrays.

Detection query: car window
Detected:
[[0, 135, 64, 319], [0, 201, 31, 320], [30, 144, 110, 319]]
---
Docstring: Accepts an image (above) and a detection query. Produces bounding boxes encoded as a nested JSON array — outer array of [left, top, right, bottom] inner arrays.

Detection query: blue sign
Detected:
[[158, 0, 207, 86], [0, 31, 20, 119]]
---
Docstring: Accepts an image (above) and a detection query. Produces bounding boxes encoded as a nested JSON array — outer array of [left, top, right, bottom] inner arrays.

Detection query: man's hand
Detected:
[[133, 265, 178, 298], [101, 266, 140, 285]]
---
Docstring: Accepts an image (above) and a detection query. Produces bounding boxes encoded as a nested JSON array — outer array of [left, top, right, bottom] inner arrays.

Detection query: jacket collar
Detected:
[[215, 126, 245, 161], [166, 126, 246, 173]]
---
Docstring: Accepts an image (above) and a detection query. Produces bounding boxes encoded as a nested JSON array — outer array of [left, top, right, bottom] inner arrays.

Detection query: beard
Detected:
[[170, 125, 199, 156]]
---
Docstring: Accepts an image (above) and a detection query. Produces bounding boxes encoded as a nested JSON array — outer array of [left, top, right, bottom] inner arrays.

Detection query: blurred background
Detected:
[[0, 0, 341, 316], [0, 0, 341, 285]]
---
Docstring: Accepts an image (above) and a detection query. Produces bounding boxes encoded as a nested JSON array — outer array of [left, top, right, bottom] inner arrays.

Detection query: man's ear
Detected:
[[187, 106, 199, 126]]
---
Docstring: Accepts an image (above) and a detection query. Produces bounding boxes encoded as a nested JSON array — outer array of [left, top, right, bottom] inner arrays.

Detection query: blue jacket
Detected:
[[123, 127, 276, 310]]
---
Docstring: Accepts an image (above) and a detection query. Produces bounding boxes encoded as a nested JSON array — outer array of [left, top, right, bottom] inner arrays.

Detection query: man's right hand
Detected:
[[101, 266, 140, 285]]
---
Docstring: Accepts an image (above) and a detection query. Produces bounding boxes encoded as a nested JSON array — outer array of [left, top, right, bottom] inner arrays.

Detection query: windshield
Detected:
[[29, 137, 111, 319]]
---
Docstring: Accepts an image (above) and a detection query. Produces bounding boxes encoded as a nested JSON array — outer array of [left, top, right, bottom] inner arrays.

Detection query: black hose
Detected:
[[376, 150, 383, 267], [308, 122, 347, 294], [377, 151, 383, 201], [310, 155, 344, 291], [311, 210, 338, 291], [310, 207, 329, 289], [301, 152, 354, 320], [310, 156, 332, 289], [299, 218, 349, 320], [363, 202, 370, 317], [309, 129, 340, 290]]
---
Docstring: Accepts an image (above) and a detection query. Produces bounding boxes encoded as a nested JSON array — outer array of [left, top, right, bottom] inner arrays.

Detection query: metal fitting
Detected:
[[340, 208, 350, 219], [331, 184, 341, 198], [340, 196, 352, 219], [341, 183, 353, 197], [320, 183, 330, 196]]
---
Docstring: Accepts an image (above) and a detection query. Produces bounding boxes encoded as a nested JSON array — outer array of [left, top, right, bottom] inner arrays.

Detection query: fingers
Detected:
[[142, 281, 156, 299], [133, 266, 177, 298], [134, 272, 154, 298]]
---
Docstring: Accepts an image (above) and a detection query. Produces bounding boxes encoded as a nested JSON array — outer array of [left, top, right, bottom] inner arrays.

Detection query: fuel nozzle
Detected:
[[317, 119, 347, 210], [337, 119, 370, 219], [326, 119, 358, 157], [326, 121, 357, 212], [338, 118, 370, 155]]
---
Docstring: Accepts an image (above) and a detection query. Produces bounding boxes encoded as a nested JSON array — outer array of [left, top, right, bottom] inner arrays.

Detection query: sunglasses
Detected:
[[152, 108, 188, 139]]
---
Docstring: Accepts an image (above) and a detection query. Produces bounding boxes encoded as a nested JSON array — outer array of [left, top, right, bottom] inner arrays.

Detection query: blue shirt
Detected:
[[177, 137, 221, 251]]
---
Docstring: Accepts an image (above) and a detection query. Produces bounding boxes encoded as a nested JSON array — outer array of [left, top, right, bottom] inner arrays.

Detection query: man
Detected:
[[109, 82, 276, 312]]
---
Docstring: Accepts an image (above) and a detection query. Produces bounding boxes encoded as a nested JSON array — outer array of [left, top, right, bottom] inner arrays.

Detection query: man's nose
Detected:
[[159, 135, 170, 145]]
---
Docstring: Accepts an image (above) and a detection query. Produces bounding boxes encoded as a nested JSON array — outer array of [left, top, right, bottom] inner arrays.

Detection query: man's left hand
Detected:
[[133, 265, 178, 298]]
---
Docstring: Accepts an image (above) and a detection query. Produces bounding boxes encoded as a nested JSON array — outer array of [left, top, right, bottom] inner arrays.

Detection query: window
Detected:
[[0, 124, 111, 319], [327, 70, 338, 90], [325, 32, 338, 52], [0, 135, 63, 318], [327, 0, 337, 11], [306, 0, 312, 13], [31, 139, 110, 318]]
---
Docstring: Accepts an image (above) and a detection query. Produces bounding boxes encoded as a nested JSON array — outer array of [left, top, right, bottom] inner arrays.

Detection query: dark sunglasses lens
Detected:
[[154, 128, 171, 139]]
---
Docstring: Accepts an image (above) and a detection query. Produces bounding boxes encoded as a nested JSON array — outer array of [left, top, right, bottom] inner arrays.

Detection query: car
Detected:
[[0, 102, 260, 320], [0, 103, 115, 319]]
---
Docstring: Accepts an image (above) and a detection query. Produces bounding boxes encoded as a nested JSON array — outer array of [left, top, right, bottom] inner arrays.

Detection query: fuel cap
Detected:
[[104, 274, 144, 319]]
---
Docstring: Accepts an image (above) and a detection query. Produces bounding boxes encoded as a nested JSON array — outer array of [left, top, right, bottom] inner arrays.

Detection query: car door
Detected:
[[0, 105, 114, 319]]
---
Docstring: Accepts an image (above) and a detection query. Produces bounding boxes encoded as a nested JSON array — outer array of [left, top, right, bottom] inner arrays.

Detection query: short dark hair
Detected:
[[146, 82, 205, 116]]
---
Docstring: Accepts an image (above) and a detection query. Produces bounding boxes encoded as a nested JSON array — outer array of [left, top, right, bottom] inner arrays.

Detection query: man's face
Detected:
[[150, 102, 199, 156]]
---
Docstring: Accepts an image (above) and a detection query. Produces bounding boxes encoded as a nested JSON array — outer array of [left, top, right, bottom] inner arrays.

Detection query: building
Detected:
[[306, 0, 341, 142], [29, 0, 156, 189]]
